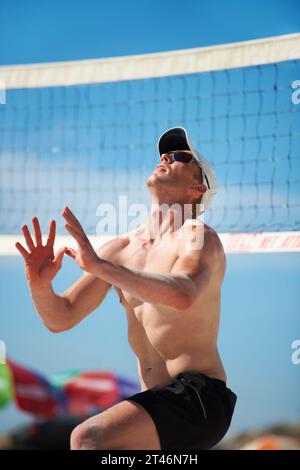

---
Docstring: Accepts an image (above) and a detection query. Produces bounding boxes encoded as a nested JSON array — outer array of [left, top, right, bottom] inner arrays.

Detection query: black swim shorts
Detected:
[[126, 371, 237, 450]]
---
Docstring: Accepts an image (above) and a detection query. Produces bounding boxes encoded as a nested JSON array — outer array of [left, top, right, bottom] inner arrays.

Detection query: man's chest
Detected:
[[117, 236, 179, 272], [112, 237, 180, 309]]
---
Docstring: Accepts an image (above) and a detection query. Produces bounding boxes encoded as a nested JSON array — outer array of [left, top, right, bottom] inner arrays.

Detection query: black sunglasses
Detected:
[[162, 151, 210, 189]]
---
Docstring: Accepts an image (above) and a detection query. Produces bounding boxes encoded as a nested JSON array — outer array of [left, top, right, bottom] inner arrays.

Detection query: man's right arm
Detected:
[[30, 237, 126, 333]]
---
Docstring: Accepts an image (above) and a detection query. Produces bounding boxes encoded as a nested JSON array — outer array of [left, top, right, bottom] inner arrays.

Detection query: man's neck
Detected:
[[144, 198, 194, 240]]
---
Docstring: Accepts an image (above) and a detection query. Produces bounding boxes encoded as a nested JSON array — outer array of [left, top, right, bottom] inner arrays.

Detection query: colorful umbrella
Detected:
[[0, 364, 13, 409], [6, 359, 66, 419]]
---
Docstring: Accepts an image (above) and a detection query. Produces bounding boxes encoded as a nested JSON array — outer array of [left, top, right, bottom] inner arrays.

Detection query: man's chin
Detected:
[[147, 174, 163, 186], [147, 172, 160, 184]]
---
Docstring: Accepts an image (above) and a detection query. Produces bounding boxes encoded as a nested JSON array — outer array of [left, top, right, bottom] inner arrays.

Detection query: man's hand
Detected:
[[15, 217, 66, 289], [61, 206, 100, 273]]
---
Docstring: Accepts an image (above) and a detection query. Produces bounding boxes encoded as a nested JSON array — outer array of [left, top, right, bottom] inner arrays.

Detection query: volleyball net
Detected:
[[0, 33, 300, 254]]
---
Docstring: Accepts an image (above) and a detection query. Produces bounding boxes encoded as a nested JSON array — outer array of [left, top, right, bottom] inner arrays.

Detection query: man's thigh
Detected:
[[71, 399, 161, 450]]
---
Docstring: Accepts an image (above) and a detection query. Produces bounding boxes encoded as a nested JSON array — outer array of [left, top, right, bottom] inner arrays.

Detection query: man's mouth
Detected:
[[156, 165, 168, 172]]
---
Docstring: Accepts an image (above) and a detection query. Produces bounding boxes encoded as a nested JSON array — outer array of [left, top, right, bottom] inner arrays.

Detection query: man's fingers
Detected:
[[46, 220, 56, 248], [32, 217, 43, 246], [53, 246, 67, 266], [65, 247, 77, 259], [64, 223, 84, 245], [61, 211, 83, 237], [62, 206, 83, 231], [62, 207, 90, 244], [15, 242, 30, 260], [64, 206, 80, 224], [62, 212, 90, 244], [21, 224, 35, 251]]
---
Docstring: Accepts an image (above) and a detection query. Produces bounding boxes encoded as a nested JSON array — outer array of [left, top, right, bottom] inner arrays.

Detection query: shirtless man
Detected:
[[16, 127, 237, 450]]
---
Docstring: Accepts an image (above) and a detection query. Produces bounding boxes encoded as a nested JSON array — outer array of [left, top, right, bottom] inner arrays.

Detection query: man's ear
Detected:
[[190, 182, 207, 196]]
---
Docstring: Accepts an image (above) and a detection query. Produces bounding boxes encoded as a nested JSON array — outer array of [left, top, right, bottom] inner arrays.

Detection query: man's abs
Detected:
[[137, 352, 227, 392], [121, 297, 227, 390]]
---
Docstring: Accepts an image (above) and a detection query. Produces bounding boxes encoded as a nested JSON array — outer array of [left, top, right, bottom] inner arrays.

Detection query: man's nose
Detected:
[[160, 153, 173, 163]]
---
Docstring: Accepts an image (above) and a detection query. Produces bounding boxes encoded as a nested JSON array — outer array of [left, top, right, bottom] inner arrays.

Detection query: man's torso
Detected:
[[107, 222, 227, 390]]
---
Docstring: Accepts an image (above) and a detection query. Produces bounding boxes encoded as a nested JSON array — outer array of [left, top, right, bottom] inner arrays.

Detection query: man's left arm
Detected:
[[62, 206, 218, 310], [170, 231, 220, 302], [92, 230, 220, 310]]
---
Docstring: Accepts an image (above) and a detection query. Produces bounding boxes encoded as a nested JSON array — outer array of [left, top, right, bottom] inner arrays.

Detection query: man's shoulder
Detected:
[[204, 224, 224, 253], [181, 221, 224, 255], [203, 225, 226, 276], [175, 222, 226, 280]]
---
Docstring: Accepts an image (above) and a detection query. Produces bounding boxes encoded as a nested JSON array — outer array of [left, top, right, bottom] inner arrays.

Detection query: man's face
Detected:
[[147, 150, 203, 200]]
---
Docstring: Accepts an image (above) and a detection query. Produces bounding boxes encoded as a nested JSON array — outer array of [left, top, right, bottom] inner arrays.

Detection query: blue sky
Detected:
[[0, 0, 300, 65], [0, 0, 299, 441]]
